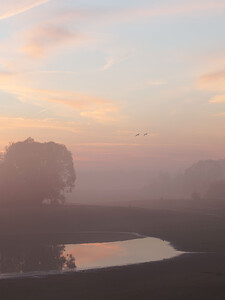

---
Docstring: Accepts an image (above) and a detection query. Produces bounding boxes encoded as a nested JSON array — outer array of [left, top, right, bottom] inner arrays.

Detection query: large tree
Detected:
[[0, 138, 76, 205]]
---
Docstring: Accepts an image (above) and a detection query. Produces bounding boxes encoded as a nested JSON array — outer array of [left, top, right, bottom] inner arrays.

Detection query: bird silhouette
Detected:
[[144, 133, 148, 136], [135, 133, 140, 136]]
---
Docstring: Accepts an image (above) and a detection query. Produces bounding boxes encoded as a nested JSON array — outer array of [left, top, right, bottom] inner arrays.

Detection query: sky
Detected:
[[0, 0, 225, 189]]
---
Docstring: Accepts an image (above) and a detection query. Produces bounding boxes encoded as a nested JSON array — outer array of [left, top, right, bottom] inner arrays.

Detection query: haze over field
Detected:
[[1, 3, 225, 299], [0, 0, 225, 192]]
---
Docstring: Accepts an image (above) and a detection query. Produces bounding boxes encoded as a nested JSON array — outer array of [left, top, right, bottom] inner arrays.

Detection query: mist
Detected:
[[1, 0, 225, 298], [67, 158, 225, 207], [1, 137, 225, 300]]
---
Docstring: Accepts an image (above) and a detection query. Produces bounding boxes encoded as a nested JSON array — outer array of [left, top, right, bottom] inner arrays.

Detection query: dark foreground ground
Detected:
[[0, 201, 225, 299], [1, 253, 225, 300]]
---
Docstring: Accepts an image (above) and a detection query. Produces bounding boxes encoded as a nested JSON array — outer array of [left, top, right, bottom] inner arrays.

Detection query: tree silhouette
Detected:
[[0, 244, 76, 274], [184, 159, 225, 198], [0, 138, 76, 205], [205, 180, 225, 200]]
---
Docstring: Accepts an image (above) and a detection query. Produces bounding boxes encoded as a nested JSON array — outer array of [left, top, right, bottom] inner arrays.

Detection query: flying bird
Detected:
[[135, 133, 140, 136], [144, 133, 148, 136]]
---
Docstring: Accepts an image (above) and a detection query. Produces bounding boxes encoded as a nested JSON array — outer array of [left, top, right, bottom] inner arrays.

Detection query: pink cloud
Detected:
[[21, 25, 78, 58], [0, 71, 124, 123], [210, 94, 225, 103], [0, 0, 52, 21], [0, 115, 81, 133], [198, 70, 225, 104]]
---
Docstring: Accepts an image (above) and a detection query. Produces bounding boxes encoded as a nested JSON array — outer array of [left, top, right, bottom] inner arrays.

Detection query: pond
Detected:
[[0, 233, 184, 279]]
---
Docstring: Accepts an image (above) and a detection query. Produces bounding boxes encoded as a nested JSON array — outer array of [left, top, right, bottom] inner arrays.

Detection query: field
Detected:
[[0, 201, 225, 300]]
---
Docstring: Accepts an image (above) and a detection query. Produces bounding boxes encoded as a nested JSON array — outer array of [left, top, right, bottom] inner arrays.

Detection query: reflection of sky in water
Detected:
[[65, 237, 183, 270], [0, 237, 184, 278]]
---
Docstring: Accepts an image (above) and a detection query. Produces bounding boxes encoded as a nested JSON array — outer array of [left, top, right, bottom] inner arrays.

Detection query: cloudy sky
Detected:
[[0, 0, 225, 189]]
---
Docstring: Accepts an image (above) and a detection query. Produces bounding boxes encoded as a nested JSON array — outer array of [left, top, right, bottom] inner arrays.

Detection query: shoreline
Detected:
[[0, 230, 145, 247], [0, 204, 225, 299], [0, 251, 187, 281], [0, 233, 184, 280], [1, 252, 224, 300]]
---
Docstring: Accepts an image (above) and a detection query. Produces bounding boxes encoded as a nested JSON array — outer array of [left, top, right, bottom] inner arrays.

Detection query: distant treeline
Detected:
[[145, 159, 225, 200]]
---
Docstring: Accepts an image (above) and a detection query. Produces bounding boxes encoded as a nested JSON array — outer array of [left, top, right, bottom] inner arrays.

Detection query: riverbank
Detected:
[[0, 204, 225, 252], [0, 204, 225, 299], [1, 252, 225, 300]]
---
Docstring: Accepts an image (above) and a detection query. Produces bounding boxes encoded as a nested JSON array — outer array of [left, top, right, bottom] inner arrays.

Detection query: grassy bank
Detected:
[[0, 203, 225, 299], [0, 204, 225, 252]]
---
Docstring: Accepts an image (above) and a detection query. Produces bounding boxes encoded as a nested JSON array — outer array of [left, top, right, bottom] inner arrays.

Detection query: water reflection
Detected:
[[65, 237, 183, 270], [0, 237, 183, 278], [0, 244, 76, 274]]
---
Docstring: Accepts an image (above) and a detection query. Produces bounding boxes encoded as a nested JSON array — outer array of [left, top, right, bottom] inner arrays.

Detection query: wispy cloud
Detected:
[[0, 115, 80, 133], [80, 107, 126, 123], [200, 70, 225, 81], [100, 52, 132, 71], [198, 69, 225, 104], [210, 95, 225, 103], [9, 87, 113, 110], [0, 71, 124, 123], [32, 70, 78, 75], [117, 2, 225, 21], [0, 0, 52, 21], [147, 80, 167, 86], [101, 57, 117, 71], [4, 1, 223, 64], [74, 143, 141, 147], [131, 80, 167, 91], [199, 70, 225, 91], [14, 1, 223, 61], [21, 25, 80, 58], [215, 112, 225, 116], [56, 1, 225, 26]]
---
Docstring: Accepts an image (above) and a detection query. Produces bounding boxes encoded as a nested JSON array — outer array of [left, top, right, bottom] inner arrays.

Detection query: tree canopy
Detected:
[[0, 138, 76, 205]]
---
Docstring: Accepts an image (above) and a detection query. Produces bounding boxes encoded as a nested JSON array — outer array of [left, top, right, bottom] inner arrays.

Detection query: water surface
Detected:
[[0, 234, 183, 279], [66, 237, 183, 271]]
